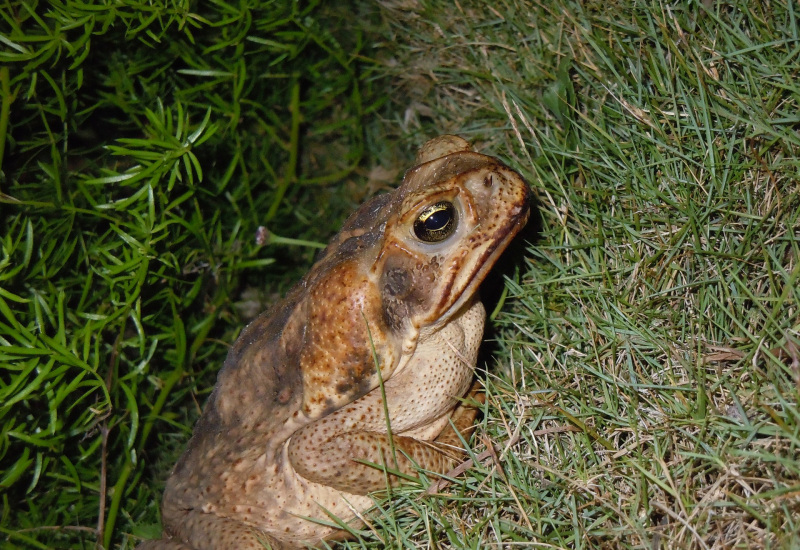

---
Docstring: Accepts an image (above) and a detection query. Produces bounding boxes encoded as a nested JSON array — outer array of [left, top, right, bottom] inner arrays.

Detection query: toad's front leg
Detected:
[[287, 303, 483, 495], [289, 425, 456, 494]]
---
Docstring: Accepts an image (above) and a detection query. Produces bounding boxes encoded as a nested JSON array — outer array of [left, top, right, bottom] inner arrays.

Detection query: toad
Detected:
[[138, 135, 531, 549]]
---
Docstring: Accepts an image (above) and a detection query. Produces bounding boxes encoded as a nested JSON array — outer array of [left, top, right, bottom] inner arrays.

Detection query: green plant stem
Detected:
[[103, 364, 185, 549], [0, 66, 12, 185], [265, 76, 301, 222], [103, 294, 223, 548], [268, 232, 326, 249]]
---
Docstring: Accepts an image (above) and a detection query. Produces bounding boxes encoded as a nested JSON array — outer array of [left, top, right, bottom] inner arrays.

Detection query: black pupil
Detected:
[[424, 209, 451, 231]]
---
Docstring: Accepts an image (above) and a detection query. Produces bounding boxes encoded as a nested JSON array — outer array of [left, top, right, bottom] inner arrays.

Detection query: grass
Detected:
[[335, 0, 800, 548], [2, 0, 799, 549]]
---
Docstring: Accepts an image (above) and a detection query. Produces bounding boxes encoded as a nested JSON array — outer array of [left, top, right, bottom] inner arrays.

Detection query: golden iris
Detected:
[[413, 201, 457, 243]]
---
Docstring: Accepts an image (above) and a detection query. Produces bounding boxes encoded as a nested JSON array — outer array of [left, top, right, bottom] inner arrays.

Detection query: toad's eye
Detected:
[[413, 201, 457, 243]]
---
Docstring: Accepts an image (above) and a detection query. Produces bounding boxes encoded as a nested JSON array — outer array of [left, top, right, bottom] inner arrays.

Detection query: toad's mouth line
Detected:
[[432, 208, 529, 327]]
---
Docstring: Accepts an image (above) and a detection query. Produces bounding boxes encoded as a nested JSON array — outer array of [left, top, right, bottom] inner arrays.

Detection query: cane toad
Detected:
[[138, 135, 531, 549]]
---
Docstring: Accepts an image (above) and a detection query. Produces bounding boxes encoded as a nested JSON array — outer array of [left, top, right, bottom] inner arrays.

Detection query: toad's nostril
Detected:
[[483, 175, 493, 188]]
